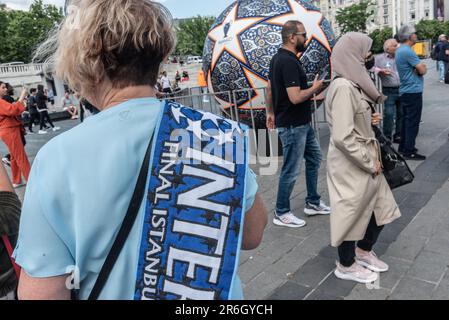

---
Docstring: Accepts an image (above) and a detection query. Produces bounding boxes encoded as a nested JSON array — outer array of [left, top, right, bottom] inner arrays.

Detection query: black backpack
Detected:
[[431, 45, 439, 60]]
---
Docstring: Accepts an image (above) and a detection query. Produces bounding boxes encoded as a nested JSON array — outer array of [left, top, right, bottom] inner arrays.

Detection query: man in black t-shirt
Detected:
[[266, 20, 330, 228]]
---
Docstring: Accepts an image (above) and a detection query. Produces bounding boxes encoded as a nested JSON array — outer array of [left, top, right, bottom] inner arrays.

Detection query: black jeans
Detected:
[[39, 110, 54, 130], [28, 111, 40, 132], [338, 214, 384, 267], [398, 93, 423, 155]]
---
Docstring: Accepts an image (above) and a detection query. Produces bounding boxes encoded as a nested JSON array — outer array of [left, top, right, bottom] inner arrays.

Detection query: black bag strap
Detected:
[[88, 132, 155, 300]]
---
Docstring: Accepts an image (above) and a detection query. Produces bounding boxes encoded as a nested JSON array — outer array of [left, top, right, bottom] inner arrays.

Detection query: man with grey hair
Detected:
[[375, 38, 402, 143], [434, 34, 449, 83], [395, 25, 427, 160]]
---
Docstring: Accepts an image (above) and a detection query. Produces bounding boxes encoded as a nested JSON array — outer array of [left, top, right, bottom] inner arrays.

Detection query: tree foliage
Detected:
[[0, 0, 63, 63], [369, 27, 393, 54], [415, 19, 449, 43], [336, 1, 375, 34], [174, 16, 215, 56]]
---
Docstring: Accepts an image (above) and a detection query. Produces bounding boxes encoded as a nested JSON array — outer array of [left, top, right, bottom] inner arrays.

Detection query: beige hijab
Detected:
[[331, 32, 386, 104]]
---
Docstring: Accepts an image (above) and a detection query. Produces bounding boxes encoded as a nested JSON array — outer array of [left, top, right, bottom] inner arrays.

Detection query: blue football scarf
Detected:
[[134, 101, 248, 300]]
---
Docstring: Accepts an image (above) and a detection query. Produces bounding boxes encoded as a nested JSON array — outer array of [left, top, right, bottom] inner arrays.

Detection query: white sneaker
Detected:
[[13, 182, 26, 188], [2, 157, 10, 167], [334, 262, 378, 284], [355, 249, 389, 273], [52, 127, 61, 132], [304, 201, 331, 216], [273, 211, 306, 228], [38, 130, 47, 135]]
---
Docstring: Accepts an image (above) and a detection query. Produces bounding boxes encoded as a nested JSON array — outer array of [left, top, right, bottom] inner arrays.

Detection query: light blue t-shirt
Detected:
[[13, 97, 258, 300], [395, 44, 424, 94]]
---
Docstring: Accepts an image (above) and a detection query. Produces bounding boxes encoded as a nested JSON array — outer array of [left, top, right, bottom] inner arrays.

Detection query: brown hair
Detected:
[[47, 0, 175, 97]]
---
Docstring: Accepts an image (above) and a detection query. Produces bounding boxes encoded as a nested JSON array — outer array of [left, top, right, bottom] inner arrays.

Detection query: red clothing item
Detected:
[[0, 128, 30, 184], [0, 99, 29, 184], [0, 99, 25, 130]]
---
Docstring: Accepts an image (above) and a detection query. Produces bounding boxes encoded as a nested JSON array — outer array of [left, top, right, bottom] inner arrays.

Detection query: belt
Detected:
[[356, 136, 382, 167], [382, 86, 399, 89]]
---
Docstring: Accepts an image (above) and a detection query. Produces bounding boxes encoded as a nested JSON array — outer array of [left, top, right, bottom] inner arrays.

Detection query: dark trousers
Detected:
[[382, 87, 402, 140], [28, 112, 40, 132], [39, 110, 54, 130], [399, 93, 423, 155], [338, 214, 384, 267]]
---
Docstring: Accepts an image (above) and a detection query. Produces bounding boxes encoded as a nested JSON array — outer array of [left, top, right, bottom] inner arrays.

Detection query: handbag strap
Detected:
[[1, 234, 21, 279], [88, 132, 155, 300]]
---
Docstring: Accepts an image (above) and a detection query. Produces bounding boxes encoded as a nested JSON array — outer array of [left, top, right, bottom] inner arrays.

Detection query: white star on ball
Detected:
[[208, 3, 264, 71], [266, 0, 331, 52]]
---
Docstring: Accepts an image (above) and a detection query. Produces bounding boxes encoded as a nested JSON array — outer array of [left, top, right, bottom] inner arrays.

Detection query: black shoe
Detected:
[[393, 136, 401, 144], [403, 153, 426, 161]]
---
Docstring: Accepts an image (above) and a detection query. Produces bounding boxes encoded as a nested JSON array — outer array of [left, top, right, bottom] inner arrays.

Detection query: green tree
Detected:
[[175, 16, 215, 56], [369, 27, 393, 54], [0, 0, 63, 63], [415, 19, 449, 43], [336, 1, 375, 34]]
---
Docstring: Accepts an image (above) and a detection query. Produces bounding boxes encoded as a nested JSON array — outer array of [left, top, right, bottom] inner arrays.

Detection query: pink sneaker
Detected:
[[334, 262, 378, 284], [356, 249, 389, 273]]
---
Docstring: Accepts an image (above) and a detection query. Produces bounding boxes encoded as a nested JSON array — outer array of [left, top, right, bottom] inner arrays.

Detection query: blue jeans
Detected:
[[399, 93, 423, 155], [382, 87, 402, 139], [276, 124, 322, 215], [438, 61, 447, 81]]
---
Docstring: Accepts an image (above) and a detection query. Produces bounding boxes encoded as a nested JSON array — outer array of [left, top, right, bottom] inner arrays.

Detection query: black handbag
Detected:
[[371, 125, 414, 189]]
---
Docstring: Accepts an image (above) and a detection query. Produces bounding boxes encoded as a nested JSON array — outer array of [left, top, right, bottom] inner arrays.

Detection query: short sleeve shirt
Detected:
[[395, 45, 424, 94], [13, 98, 258, 300], [161, 76, 170, 89], [269, 48, 311, 128]]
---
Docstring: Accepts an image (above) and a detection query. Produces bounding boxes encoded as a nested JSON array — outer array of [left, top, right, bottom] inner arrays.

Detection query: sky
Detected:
[[2, 0, 236, 18]]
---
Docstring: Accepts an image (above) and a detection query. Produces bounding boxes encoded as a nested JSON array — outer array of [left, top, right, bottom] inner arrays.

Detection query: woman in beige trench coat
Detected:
[[325, 33, 401, 284]]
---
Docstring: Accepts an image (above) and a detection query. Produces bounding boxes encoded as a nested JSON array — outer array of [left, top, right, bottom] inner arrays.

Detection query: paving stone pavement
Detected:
[[1, 61, 448, 300]]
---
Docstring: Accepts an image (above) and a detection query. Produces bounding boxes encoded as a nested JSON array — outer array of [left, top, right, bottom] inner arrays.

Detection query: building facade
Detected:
[[0, 63, 66, 111], [315, 0, 448, 36]]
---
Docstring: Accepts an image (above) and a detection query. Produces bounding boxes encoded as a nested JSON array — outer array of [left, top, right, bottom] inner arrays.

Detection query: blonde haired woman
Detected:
[[325, 33, 401, 284], [14, 0, 267, 300]]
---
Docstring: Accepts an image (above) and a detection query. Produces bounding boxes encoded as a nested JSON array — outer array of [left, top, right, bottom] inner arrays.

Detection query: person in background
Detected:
[[375, 39, 402, 143], [47, 88, 55, 109], [0, 161, 21, 300], [35, 85, 60, 134], [325, 32, 401, 284], [0, 82, 30, 188], [61, 91, 79, 119], [182, 70, 189, 82], [26, 89, 39, 134], [434, 34, 449, 83], [160, 71, 172, 96], [395, 25, 427, 160], [3, 83, 15, 103], [1, 83, 16, 167]]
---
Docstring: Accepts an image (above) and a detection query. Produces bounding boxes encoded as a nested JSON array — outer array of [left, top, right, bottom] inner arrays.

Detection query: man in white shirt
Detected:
[[160, 71, 172, 96]]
